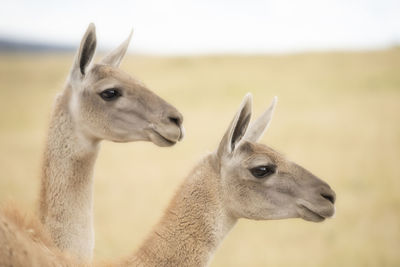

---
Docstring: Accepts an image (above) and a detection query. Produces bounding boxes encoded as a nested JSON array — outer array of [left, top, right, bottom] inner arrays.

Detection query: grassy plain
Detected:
[[0, 49, 399, 266]]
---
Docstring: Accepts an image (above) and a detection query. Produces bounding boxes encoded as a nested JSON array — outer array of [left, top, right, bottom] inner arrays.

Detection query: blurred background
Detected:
[[1, 0, 399, 266]]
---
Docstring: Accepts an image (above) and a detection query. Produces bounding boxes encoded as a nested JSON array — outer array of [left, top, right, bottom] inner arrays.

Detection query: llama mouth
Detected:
[[298, 204, 326, 222], [149, 129, 177, 147], [178, 125, 185, 141]]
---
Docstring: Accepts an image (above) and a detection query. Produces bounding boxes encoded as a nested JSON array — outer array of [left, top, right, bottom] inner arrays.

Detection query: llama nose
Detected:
[[166, 110, 183, 127], [320, 188, 336, 204], [168, 115, 182, 127]]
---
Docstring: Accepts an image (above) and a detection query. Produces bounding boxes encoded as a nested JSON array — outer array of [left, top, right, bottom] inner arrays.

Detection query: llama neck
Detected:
[[39, 89, 99, 261], [125, 155, 237, 267]]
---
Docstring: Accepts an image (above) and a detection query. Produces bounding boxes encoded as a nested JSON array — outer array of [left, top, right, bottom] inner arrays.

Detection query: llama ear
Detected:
[[218, 93, 252, 157], [244, 96, 277, 142], [73, 23, 97, 76], [100, 29, 133, 67]]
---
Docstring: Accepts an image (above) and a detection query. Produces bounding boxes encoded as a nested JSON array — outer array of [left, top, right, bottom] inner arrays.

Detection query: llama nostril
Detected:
[[168, 116, 181, 127], [321, 192, 335, 204]]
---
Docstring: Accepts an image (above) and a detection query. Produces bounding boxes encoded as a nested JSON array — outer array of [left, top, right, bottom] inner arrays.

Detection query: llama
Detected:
[[121, 94, 336, 266], [38, 23, 184, 261], [0, 94, 335, 266]]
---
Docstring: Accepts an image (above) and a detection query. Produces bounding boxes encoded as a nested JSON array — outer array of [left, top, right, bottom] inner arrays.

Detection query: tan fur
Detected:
[[120, 155, 231, 267], [2, 23, 184, 262], [0, 206, 80, 267]]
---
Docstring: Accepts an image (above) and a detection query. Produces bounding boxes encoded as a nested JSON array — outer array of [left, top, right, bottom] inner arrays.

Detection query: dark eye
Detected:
[[99, 89, 121, 101], [249, 165, 276, 179]]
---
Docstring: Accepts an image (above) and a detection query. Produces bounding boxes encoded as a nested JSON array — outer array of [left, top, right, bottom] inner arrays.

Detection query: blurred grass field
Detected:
[[0, 49, 400, 266]]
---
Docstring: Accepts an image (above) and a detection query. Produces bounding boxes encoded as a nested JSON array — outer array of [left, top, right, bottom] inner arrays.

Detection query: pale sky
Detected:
[[0, 0, 399, 54]]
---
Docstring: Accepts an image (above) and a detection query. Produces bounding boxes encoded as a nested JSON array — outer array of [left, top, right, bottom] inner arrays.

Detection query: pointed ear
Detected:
[[100, 30, 133, 67], [217, 93, 252, 157], [244, 96, 277, 142], [73, 23, 97, 76]]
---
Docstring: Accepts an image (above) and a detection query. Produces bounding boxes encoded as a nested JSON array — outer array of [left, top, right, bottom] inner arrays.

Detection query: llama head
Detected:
[[217, 94, 335, 222], [67, 23, 183, 146]]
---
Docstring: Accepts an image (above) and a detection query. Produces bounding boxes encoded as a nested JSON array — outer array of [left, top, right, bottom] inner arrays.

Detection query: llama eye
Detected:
[[99, 89, 121, 101], [249, 165, 276, 179]]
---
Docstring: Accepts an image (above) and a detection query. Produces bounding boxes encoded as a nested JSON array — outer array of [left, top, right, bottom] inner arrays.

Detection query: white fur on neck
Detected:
[[40, 90, 99, 260]]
